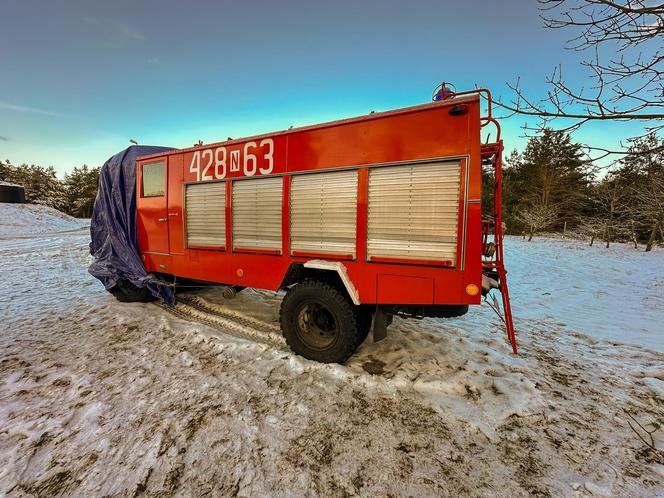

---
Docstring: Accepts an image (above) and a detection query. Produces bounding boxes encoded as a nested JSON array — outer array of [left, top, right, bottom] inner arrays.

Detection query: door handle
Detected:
[[168, 212, 178, 217], [158, 218, 167, 222]]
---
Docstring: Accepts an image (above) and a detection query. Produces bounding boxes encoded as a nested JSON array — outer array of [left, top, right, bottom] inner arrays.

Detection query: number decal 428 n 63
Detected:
[[189, 138, 274, 182]]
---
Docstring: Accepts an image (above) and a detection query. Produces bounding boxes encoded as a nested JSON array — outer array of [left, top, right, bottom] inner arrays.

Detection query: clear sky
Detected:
[[0, 0, 648, 175]]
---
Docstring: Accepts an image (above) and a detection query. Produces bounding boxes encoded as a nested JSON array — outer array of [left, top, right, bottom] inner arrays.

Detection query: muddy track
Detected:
[[154, 297, 287, 350]]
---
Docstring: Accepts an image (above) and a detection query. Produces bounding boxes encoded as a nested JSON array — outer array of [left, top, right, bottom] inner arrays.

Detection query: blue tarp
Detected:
[[88, 145, 176, 304]]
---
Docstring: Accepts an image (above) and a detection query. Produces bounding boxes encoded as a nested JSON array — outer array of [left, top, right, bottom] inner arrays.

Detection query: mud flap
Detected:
[[372, 305, 392, 342]]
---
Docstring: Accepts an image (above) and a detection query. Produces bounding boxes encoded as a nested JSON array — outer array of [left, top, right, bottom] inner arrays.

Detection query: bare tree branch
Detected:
[[502, 0, 664, 158]]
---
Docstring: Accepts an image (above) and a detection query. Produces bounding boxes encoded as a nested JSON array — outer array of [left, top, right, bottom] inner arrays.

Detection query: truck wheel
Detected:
[[280, 280, 361, 363], [110, 279, 155, 303]]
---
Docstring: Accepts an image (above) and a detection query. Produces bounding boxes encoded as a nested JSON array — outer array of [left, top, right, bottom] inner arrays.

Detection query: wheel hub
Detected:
[[296, 303, 337, 350]]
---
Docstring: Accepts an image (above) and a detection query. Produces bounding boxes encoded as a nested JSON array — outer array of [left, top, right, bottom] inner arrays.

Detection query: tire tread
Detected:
[[280, 279, 361, 363]]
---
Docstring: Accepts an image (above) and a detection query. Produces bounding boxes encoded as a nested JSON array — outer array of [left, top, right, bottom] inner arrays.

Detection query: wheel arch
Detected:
[[279, 260, 361, 305]]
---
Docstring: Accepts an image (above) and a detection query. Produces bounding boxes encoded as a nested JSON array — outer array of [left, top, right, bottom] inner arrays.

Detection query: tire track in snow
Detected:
[[178, 294, 282, 334], [155, 299, 287, 351]]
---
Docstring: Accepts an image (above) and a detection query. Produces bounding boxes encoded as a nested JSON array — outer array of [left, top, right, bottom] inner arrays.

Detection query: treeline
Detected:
[[2, 129, 663, 249], [486, 130, 664, 251], [0, 160, 100, 218]]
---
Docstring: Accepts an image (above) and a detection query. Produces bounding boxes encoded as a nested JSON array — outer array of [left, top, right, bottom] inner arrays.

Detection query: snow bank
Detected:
[[0, 181, 22, 187], [0, 203, 88, 237]]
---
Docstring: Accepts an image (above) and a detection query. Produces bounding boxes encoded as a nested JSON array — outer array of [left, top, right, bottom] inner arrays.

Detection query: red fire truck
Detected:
[[123, 86, 515, 363]]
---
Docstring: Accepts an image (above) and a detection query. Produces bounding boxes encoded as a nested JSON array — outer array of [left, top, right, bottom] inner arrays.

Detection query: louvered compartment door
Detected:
[[367, 161, 461, 265], [232, 176, 283, 252], [290, 170, 358, 257], [185, 182, 226, 248]]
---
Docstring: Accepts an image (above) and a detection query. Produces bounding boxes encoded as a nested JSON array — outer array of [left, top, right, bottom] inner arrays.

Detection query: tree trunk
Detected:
[[604, 221, 611, 249], [607, 192, 616, 249], [563, 221, 567, 238], [645, 220, 658, 252], [630, 221, 638, 249], [589, 235, 594, 247], [528, 226, 534, 242]]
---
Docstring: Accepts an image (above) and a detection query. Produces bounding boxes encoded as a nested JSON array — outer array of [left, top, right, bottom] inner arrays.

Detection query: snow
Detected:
[[500, 236, 664, 353], [0, 203, 87, 237], [0, 212, 662, 496]]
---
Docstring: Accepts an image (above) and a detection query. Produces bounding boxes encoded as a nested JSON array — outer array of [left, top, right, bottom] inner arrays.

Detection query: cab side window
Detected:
[[142, 161, 165, 197]]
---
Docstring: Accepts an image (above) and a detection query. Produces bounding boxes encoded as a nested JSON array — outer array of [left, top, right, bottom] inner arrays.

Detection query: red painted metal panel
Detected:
[[377, 274, 434, 304], [282, 175, 290, 259], [456, 158, 468, 269], [187, 245, 225, 251], [291, 251, 353, 260], [286, 108, 469, 172], [181, 137, 288, 183], [233, 248, 282, 256], [225, 180, 232, 251], [137, 96, 484, 306], [356, 168, 368, 263], [369, 256, 453, 267]]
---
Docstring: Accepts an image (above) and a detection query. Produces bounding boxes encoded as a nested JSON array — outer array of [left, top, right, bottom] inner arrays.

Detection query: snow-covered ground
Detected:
[[0, 204, 662, 497], [0, 203, 87, 237], [502, 236, 664, 353]]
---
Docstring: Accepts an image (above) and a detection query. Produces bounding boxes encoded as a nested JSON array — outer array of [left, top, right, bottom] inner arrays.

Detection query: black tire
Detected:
[[280, 280, 362, 363], [437, 304, 469, 318], [110, 279, 155, 303]]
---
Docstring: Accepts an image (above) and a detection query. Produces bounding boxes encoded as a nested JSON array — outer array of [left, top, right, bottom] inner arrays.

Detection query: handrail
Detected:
[[435, 86, 502, 142]]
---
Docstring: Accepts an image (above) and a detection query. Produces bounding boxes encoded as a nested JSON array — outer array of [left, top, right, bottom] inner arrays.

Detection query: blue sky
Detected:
[[0, 0, 648, 175]]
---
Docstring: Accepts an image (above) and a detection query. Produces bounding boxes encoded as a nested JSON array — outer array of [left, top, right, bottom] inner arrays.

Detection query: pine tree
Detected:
[[0, 160, 14, 182], [63, 165, 100, 217], [4, 163, 65, 209], [503, 129, 594, 237]]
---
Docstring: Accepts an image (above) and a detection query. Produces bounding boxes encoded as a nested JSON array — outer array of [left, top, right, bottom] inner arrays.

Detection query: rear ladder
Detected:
[[481, 140, 517, 353]]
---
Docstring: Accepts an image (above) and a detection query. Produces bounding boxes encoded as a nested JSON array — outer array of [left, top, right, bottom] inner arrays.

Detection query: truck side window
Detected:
[[142, 161, 165, 197]]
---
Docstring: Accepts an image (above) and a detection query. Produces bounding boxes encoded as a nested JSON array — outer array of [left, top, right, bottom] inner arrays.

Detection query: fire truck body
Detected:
[[130, 93, 507, 362]]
